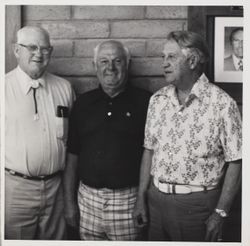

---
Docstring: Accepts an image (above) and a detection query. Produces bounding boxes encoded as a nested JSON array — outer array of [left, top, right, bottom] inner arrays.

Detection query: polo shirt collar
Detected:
[[98, 84, 129, 99], [16, 66, 46, 95]]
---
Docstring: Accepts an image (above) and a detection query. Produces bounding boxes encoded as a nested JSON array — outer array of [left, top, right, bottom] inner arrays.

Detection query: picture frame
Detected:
[[214, 17, 243, 83]]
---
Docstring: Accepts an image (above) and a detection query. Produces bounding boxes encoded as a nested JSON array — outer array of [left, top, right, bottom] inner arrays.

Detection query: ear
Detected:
[[188, 54, 199, 70], [13, 43, 20, 59]]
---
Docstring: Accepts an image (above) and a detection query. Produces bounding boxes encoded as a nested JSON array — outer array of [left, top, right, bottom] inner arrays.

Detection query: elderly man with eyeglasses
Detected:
[[5, 26, 75, 239]]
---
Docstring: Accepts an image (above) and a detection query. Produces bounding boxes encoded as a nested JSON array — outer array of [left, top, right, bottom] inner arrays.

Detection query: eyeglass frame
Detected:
[[17, 43, 53, 55]]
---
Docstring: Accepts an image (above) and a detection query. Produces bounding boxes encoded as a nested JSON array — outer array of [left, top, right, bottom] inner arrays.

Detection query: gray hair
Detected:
[[93, 40, 131, 67], [166, 31, 209, 66]]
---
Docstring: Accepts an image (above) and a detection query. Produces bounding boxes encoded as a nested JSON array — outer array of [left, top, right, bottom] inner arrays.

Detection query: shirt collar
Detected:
[[16, 66, 46, 95], [98, 84, 129, 100], [154, 73, 210, 103], [189, 73, 210, 102]]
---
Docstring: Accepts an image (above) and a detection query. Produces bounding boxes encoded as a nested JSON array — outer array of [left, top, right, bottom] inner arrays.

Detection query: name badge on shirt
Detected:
[[56, 106, 69, 118]]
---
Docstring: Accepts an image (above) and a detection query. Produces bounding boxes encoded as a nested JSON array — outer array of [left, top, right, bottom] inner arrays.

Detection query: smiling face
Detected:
[[94, 41, 128, 96], [14, 27, 52, 79], [162, 40, 192, 88]]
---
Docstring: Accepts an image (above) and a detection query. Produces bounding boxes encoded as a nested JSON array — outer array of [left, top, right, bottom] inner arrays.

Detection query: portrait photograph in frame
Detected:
[[214, 17, 243, 83]]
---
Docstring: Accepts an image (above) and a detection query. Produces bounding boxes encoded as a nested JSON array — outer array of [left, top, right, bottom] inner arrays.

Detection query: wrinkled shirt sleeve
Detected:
[[144, 96, 157, 150], [220, 99, 242, 162]]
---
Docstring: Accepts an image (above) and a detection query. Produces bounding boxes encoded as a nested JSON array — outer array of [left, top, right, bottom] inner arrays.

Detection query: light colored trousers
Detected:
[[5, 170, 66, 239]]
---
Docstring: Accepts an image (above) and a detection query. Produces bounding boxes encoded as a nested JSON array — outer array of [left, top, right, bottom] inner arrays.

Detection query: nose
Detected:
[[33, 49, 43, 57], [162, 57, 170, 68], [107, 60, 116, 70], [32, 47, 44, 56]]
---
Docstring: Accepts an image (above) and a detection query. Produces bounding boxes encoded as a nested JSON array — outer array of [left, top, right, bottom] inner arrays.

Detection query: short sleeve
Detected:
[[144, 96, 157, 150], [220, 99, 242, 162]]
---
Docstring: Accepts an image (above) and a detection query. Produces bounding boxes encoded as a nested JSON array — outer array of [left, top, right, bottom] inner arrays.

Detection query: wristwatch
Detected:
[[214, 208, 228, 218]]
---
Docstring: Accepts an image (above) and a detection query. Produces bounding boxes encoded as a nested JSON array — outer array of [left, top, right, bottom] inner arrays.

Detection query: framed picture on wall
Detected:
[[214, 17, 243, 83]]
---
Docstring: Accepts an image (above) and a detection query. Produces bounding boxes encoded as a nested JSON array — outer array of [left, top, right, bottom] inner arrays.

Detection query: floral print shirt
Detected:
[[144, 74, 242, 186]]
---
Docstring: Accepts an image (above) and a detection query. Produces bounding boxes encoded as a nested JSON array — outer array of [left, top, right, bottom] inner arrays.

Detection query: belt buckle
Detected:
[[167, 183, 171, 193], [159, 182, 173, 194]]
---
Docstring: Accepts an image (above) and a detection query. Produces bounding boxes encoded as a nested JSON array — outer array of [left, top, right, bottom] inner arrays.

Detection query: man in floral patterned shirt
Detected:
[[133, 31, 242, 242]]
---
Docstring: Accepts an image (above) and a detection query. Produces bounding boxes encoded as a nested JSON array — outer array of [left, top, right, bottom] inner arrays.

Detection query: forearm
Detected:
[[216, 159, 242, 213], [63, 153, 79, 202], [137, 148, 153, 200]]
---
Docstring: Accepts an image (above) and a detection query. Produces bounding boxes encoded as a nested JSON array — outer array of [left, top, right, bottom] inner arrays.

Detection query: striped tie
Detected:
[[238, 59, 243, 71]]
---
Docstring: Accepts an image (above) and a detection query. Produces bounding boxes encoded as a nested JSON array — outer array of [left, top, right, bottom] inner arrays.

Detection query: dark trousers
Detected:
[[147, 182, 221, 241]]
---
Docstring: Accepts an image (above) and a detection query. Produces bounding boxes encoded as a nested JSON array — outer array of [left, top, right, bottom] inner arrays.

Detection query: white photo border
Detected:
[[214, 16, 243, 83]]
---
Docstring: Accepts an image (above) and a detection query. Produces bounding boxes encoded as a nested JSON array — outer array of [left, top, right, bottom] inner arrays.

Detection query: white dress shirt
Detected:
[[5, 66, 75, 176]]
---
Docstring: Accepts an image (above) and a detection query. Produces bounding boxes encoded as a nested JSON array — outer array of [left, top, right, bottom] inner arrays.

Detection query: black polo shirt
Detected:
[[67, 85, 151, 189]]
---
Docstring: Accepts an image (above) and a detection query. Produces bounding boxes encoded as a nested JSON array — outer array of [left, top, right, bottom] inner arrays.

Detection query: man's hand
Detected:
[[205, 212, 224, 242], [64, 200, 80, 228], [133, 197, 148, 228]]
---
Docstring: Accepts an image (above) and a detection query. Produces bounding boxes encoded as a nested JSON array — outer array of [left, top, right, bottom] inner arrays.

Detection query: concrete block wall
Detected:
[[23, 5, 188, 94]]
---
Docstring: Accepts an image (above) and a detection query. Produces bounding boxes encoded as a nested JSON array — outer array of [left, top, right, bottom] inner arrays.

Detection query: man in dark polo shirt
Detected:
[[63, 40, 151, 240]]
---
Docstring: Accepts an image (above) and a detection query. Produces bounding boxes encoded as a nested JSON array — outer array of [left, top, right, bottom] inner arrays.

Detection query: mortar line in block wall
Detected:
[[70, 6, 73, 20]]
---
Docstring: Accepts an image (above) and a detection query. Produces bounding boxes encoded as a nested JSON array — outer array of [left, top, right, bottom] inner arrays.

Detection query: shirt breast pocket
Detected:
[[55, 116, 68, 140]]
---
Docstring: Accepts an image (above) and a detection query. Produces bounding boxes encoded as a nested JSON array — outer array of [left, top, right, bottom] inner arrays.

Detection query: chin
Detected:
[[30, 69, 45, 79], [104, 78, 120, 85], [164, 77, 174, 84]]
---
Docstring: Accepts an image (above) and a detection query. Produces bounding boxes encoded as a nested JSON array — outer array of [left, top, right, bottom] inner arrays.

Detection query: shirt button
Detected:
[[126, 112, 131, 117], [107, 112, 112, 116], [109, 102, 112, 105]]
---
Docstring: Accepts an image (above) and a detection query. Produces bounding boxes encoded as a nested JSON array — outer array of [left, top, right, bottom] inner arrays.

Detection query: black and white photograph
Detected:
[[214, 17, 243, 83], [224, 26, 243, 71], [1, 2, 249, 246]]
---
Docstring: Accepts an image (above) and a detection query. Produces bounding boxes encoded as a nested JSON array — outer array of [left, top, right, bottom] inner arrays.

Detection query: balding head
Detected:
[[14, 26, 52, 79], [94, 40, 130, 68], [17, 26, 51, 47], [93, 40, 130, 97]]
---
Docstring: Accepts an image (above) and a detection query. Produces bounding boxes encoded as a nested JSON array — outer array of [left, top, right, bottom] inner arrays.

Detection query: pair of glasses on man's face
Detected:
[[17, 43, 53, 55]]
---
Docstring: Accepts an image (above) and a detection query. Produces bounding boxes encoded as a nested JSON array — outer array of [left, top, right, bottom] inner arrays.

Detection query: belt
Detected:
[[5, 168, 62, 181], [153, 178, 216, 194]]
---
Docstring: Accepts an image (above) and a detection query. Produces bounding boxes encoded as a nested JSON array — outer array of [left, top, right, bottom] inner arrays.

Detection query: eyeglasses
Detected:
[[17, 43, 53, 55]]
